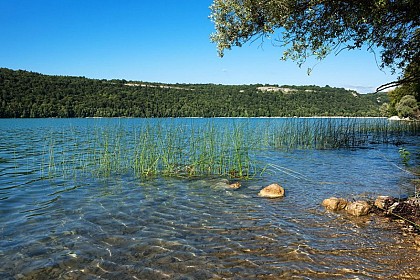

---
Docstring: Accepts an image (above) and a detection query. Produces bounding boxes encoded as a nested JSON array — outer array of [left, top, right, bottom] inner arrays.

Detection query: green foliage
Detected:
[[387, 60, 419, 118], [398, 148, 411, 166], [210, 0, 419, 87], [379, 103, 390, 117], [396, 95, 419, 118], [389, 84, 419, 106], [0, 68, 388, 118]]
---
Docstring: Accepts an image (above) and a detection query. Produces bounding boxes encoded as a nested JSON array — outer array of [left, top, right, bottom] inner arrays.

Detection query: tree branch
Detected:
[[376, 75, 420, 92]]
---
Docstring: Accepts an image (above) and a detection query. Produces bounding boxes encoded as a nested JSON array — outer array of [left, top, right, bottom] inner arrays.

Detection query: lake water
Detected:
[[0, 118, 419, 279]]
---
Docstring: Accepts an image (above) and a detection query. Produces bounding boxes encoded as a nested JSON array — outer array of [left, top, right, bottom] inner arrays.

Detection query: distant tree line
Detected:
[[0, 68, 388, 118]]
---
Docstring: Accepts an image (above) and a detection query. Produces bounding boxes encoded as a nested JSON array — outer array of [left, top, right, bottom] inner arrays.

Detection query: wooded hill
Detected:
[[0, 68, 388, 118]]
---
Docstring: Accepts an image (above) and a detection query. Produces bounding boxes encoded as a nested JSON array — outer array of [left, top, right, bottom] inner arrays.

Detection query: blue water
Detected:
[[0, 118, 419, 279]]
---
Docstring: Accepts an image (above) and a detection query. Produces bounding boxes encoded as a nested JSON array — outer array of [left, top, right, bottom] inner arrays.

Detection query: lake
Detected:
[[0, 118, 419, 279]]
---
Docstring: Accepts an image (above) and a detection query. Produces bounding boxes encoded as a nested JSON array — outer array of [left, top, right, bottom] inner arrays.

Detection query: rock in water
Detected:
[[322, 197, 348, 211], [346, 201, 371, 216], [258, 183, 285, 198], [374, 196, 395, 210], [229, 182, 241, 189]]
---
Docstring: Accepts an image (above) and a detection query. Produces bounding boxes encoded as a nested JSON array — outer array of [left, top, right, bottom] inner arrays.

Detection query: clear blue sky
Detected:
[[1, 0, 398, 93]]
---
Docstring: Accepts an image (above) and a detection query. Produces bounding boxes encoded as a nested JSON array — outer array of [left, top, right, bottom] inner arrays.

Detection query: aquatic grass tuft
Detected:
[[38, 118, 420, 180], [265, 118, 420, 150]]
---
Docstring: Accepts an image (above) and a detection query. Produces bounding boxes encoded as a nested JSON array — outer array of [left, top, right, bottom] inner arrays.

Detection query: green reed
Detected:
[[40, 118, 419, 179], [265, 118, 420, 150]]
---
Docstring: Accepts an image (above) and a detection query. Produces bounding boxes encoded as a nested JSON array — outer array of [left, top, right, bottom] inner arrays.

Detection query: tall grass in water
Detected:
[[266, 118, 420, 150], [41, 118, 419, 179], [42, 120, 258, 179]]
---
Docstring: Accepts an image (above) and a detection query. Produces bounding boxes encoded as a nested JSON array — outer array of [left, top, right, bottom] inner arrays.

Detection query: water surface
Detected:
[[0, 118, 419, 279]]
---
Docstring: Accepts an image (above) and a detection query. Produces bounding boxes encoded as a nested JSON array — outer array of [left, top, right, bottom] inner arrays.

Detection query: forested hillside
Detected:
[[0, 68, 388, 118]]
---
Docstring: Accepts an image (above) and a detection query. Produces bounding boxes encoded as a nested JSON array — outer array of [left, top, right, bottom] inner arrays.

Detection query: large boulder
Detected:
[[322, 197, 348, 211], [346, 201, 371, 216], [258, 183, 285, 198]]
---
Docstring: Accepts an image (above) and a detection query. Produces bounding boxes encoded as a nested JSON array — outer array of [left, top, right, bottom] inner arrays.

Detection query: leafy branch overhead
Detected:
[[210, 0, 419, 88]]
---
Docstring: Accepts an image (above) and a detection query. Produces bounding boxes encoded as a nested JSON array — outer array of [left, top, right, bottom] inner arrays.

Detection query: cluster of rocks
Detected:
[[322, 195, 420, 232], [224, 179, 419, 241], [322, 197, 371, 217], [321, 196, 414, 217], [224, 180, 418, 233]]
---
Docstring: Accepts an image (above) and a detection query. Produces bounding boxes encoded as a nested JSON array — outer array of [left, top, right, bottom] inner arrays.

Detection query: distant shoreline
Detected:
[[1, 68, 388, 119], [1, 116, 392, 120]]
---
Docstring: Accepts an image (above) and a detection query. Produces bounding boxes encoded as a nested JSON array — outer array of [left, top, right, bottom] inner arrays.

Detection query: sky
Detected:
[[1, 0, 399, 93]]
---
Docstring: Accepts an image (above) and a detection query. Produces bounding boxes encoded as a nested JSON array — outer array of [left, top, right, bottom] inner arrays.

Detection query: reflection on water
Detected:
[[0, 118, 419, 279]]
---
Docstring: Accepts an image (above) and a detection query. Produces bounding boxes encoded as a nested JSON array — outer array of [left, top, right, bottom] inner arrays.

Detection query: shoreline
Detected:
[[0, 116, 392, 120]]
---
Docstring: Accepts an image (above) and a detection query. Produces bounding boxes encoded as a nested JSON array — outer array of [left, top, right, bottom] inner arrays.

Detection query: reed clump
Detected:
[[40, 118, 419, 179], [43, 120, 259, 179], [265, 118, 420, 150]]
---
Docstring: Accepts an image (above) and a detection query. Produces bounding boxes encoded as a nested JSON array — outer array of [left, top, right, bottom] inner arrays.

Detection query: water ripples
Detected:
[[1, 119, 419, 279], [1, 177, 419, 279]]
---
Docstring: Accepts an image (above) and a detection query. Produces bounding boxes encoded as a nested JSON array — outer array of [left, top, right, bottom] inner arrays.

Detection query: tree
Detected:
[[395, 95, 419, 118], [379, 103, 391, 117], [0, 68, 389, 118], [388, 64, 419, 118], [210, 0, 420, 89]]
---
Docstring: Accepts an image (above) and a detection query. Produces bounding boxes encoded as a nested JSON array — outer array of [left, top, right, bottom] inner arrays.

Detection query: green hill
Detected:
[[0, 68, 388, 118]]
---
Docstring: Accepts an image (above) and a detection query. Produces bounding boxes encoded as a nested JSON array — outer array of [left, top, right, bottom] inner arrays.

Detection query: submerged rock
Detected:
[[212, 179, 231, 189], [346, 201, 371, 217], [322, 197, 348, 211], [212, 179, 242, 190], [228, 182, 241, 189], [258, 183, 285, 198]]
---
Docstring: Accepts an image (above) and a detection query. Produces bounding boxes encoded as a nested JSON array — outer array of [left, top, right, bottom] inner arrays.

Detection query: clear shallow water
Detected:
[[0, 118, 419, 279]]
